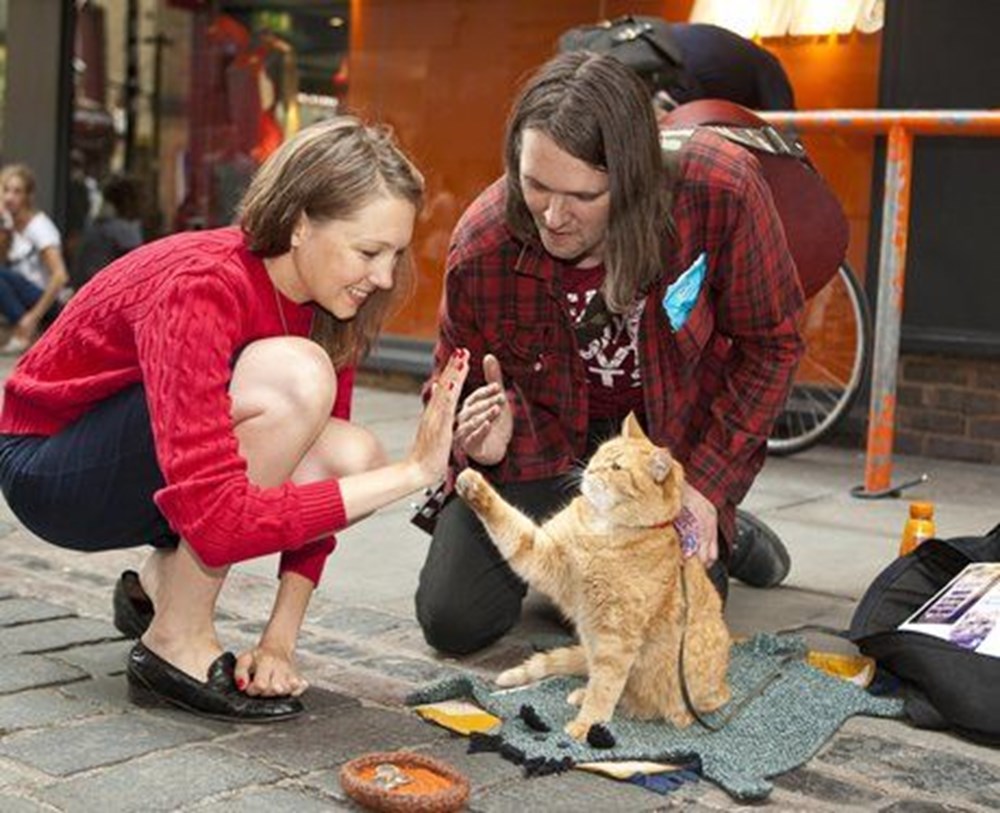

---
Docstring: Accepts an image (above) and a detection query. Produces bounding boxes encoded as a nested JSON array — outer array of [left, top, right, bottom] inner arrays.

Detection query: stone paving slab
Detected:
[[470, 767, 689, 812], [0, 654, 87, 694], [0, 597, 76, 626], [0, 713, 216, 776], [50, 640, 132, 677], [0, 795, 52, 813], [35, 745, 285, 813], [0, 688, 110, 732], [818, 732, 1000, 802], [195, 785, 351, 812], [773, 764, 888, 807], [0, 758, 36, 791], [0, 617, 122, 655], [224, 704, 450, 774]]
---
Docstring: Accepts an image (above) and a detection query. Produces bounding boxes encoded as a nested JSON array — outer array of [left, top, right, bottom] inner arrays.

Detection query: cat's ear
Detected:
[[649, 448, 673, 483], [621, 411, 649, 441]]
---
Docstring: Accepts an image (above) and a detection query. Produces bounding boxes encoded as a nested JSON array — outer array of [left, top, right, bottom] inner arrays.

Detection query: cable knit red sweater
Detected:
[[0, 227, 354, 585]]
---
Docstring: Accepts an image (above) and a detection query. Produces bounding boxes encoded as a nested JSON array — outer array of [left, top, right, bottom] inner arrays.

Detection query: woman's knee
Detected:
[[231, 337, 336, 426], [330, 423, 388, 476]]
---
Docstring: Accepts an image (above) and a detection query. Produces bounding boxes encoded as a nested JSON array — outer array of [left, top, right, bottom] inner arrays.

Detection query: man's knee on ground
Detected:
[[415, 585, 515, 656]]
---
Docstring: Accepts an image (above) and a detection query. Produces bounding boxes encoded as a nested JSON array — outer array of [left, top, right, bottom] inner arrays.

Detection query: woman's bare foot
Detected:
[[140, 628, 226, 684]]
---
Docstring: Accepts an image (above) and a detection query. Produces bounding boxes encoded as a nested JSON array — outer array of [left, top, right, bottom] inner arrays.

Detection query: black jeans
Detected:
[[0, 385, 178, 552], [414, 472, 730, 656]]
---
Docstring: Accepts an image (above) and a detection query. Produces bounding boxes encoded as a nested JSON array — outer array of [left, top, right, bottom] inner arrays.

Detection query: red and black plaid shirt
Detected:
[[432, 131, 804, 546]]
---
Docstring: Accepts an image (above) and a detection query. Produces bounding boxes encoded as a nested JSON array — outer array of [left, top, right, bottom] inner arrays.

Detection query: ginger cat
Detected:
[[454, 413, 731, 740]]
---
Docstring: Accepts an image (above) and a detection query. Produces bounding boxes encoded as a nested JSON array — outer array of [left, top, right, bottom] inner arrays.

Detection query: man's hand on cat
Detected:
[[679, 482, 719, 567], [454, 353, 513, 465]]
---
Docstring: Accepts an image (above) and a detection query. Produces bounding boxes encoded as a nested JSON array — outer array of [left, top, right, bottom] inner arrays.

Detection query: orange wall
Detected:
[[764, 33, 883, 279], [348, 1, 882, 341]]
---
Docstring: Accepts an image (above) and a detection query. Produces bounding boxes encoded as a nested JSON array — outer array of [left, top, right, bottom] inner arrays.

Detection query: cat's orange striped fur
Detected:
[[455, 413, 731, 740]]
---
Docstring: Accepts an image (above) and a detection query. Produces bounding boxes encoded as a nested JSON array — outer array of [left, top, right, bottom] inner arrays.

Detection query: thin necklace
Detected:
[[271, 278, 290, 336]]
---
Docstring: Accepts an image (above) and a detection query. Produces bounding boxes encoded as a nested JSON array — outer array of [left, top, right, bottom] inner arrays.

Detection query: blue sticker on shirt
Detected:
[[662, 252, 707, 332]]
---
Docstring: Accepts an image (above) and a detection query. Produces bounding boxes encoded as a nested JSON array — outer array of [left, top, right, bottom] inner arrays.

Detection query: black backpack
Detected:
[[557, 15, 690, 95], [849, 525, 1000, 745]]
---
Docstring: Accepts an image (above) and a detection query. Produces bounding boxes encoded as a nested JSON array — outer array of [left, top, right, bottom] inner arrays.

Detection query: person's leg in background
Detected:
[[0, 265, 42, 327], [0, 267, 43, 351]]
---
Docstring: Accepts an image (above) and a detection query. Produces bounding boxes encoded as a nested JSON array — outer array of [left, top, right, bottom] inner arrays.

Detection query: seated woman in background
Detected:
[[0, 163, 70, 354]]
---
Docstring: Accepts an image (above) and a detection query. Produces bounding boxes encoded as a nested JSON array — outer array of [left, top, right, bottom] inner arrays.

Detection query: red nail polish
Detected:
[[236, 677, 246, 690], [448, 381, 455, 390]]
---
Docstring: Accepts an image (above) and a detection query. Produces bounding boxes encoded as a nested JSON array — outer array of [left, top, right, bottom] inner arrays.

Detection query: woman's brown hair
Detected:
[[240, 116, 424, 367], [504, 52, 673, 312]]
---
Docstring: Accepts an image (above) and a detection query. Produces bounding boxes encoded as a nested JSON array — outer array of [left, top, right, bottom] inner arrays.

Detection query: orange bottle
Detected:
[[899, 501, 936, 556]]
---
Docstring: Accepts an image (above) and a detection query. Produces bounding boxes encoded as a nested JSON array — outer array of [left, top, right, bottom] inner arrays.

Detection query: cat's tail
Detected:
[[496, 645, 587, 687]]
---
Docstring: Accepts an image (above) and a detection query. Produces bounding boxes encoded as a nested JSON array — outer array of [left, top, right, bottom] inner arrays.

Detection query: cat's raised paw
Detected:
[[566, 688, 586, 707], [455, 468, 491, 510]]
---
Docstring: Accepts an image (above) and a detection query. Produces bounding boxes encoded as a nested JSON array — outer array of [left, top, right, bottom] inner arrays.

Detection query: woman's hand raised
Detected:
[[336, 349, 468, 523], [408, 347, 470, 485]]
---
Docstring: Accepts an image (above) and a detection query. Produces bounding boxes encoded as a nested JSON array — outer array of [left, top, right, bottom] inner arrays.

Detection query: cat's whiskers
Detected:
[[559, 466, 586, 495]]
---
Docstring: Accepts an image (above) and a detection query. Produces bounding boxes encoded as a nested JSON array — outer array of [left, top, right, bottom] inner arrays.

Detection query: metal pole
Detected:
[[762, 109, 1000, 135], [760, 108, 1000, 497], [862, 124, 913, 495]]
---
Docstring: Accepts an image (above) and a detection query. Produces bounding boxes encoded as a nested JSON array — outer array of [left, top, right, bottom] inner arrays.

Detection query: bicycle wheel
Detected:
[[767, 263, 872, 456]]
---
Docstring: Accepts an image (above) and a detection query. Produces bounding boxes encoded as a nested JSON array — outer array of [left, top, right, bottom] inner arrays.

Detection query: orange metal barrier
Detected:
[[761, 109, 1000, 497]]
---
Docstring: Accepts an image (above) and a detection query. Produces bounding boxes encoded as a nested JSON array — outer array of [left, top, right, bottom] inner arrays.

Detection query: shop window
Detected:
[[66, 0, 350, 261], [178, 3, 350, 231]]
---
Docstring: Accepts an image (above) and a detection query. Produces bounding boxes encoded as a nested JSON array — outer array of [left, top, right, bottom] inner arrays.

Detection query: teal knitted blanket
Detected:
[[407, 634, 903, 800]]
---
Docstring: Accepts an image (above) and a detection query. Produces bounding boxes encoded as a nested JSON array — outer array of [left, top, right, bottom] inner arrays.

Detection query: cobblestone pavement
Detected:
[[1, 521, 999, 812]]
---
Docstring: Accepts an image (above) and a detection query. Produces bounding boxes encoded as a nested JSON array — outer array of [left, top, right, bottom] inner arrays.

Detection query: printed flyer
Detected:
[[898, 563, 1000, 656]]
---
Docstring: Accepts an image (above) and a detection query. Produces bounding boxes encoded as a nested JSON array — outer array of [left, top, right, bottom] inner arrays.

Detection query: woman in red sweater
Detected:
[[0, 117, 469, 722]]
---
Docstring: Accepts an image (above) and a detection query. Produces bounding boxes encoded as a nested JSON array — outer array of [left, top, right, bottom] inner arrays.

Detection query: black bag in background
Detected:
[[849, 526, 1000, 746], [558, 15, 687, 94]]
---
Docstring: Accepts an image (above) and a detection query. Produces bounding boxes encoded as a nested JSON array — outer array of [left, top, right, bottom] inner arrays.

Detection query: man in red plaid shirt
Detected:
[[415, 52, 804, 655]]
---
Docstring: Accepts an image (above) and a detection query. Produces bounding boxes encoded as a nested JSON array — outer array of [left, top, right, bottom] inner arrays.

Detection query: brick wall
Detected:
[[895, 354, 1000, 464]]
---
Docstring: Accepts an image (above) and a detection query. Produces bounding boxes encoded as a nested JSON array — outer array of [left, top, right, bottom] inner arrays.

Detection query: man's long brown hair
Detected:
[[504, 52, 673, 312], [240, 117, 424, 367]]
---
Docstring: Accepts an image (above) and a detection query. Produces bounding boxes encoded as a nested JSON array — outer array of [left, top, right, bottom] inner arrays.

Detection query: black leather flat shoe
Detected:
[[113, 570, 154, 638], [126, 642, 304, 723]]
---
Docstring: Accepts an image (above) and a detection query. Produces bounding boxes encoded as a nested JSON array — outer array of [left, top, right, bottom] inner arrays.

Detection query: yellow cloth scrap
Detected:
[[413, 699, 503, 736], [806, 650, 876, 688]]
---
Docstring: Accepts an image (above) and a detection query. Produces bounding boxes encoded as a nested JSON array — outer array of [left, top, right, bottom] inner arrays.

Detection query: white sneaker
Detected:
[[0, 335, 30, 355]]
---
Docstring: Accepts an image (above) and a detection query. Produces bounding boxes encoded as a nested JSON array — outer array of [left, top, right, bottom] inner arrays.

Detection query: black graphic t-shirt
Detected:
[[562, 265, 646, 420]]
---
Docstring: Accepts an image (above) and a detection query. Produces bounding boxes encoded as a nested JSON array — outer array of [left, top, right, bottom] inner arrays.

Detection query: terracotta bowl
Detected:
[[339, 750, 470, 812]]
